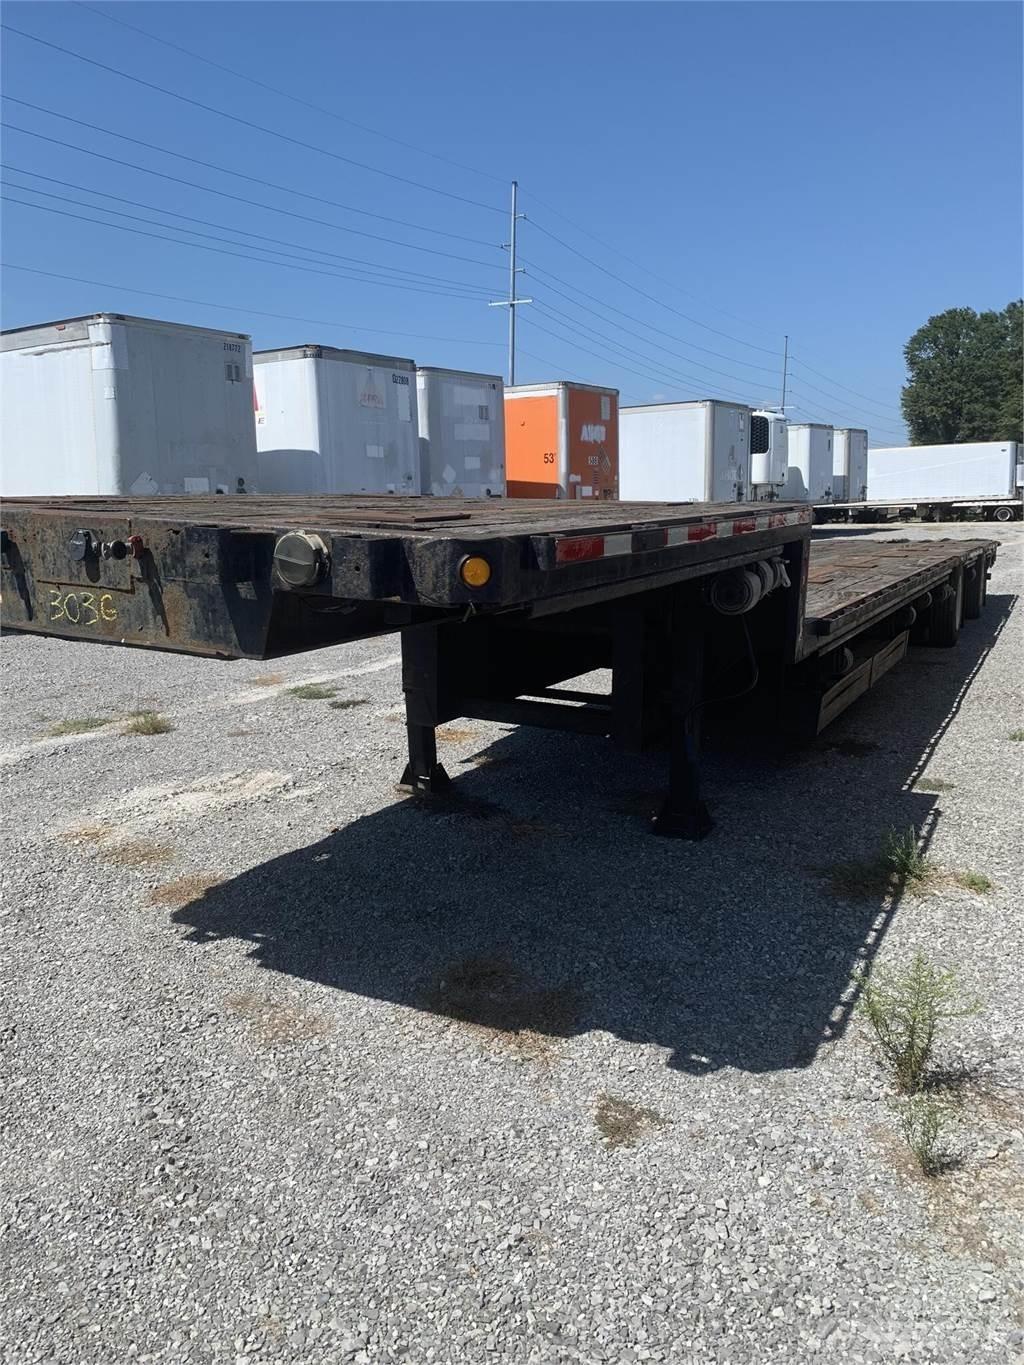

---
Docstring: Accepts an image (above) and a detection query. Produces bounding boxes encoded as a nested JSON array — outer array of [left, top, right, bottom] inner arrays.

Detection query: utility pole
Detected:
[[780, 334, 789, 412], [489, 180, 532, 386]]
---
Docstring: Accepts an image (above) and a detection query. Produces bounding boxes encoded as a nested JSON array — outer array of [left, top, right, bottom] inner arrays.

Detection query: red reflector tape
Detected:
[[555, 534, 605, 564], [687, 522, 717, 542], [731, 517, 758, 534]]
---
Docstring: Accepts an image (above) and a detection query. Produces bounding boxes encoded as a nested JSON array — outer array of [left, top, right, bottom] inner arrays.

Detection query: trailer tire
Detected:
[[992, 504, 1017, 523], [929, 577, 963, 646], [963, 562, 987, 619]]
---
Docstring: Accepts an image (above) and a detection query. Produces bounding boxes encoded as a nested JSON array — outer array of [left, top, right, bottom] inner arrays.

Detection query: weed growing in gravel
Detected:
[[45, 717, 108, 738], [328, 697, 369, 710], [856, 952, 979, 1094], [883, 827, 931, 882], [954, 871, 994, 893], [123, 711, 174, 736], [287, 683, 338, 700], [1009, 729, 1024, 742], [594, 1094, 668, 1150], [830, 825, 935, 898], [897, 1093, 958, 1177], [915, 777, 956, 793]]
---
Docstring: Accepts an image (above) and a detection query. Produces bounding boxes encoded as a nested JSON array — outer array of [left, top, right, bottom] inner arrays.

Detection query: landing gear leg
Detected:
[[653, 586, 713, 840]]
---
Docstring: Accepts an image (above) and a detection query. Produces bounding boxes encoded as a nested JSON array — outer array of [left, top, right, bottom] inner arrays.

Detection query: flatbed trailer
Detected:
[[0, 495, 997, 838], [814, 495, 1023, 524]]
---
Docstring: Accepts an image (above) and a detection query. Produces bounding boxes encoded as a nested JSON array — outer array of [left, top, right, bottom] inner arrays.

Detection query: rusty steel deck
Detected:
[[802, 536, 995, 652], [0, 494, 804, 538]]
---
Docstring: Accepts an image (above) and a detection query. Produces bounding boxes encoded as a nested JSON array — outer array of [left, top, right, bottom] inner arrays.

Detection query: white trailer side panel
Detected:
[[255, 348, 420, 494], [1, 314, 258, 495], [783, 424, 834, 502], [867, 442, 1020, 502], [620, 401, 749, 502], [416, 368, 505, 497], [833, 428, 868, 503]]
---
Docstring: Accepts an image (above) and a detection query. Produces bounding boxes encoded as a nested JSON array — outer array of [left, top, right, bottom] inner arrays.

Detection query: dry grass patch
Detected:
[[287, 683, 338, 700], [594, 1093, 669, 1150], [436, 726, 480, 744], [1009, 729, 1024, 742], [123, 710, 174, 736], [225, 993, 330, 1045], [328, 697, 369, 710], [148, 873, 221, 908], [428, 955, 581, 1064], [44, 717, 110, 738], [98, 839, 175, 868], [61, 822, 117, 845], [915, 777, 956, 793]]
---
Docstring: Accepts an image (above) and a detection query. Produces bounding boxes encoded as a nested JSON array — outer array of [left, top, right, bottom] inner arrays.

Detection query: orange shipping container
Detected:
[[504, 382, 619, 499]]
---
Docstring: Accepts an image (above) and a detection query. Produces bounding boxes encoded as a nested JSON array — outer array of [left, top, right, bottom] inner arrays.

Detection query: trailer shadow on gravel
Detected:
[[174, 593, 1016, 1077]]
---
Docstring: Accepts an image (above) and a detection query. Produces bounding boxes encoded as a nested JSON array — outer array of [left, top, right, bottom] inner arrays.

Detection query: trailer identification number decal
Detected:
[[48, 588, 118, 626]]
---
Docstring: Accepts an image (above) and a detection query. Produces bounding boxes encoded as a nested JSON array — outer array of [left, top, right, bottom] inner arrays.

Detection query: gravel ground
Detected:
[[1, 522, 1022, 1365]]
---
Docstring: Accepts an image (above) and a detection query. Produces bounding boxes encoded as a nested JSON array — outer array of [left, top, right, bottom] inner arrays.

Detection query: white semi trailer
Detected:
[[865, 442, 1022, 522], [0, 313, 259, 496], [255, 345, 420, 495], [619, 400, 787, 503]]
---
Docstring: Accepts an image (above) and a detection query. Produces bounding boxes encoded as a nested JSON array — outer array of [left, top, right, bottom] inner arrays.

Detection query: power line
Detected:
[[786, 366, 905, 425], [75, 1, 508, 187], [2, 23, 506, 215], [3, 98, 497, 249], [520, 187, 780, 339], [530, 300, 763, 406], [522, 257, 783, 377], [785, 394, 904, 442], [1, 194, 500, 303], [520, 313, 771, 407], [514, 343, 647, 404], [3, 168, 498, 297], [524, 217, 782, 357], [789, 355, 906, 417], [3, 263, 507, 348]]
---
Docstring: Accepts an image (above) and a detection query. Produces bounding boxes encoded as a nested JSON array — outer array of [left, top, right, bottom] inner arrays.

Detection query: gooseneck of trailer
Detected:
[[0, 496, 997, 839]]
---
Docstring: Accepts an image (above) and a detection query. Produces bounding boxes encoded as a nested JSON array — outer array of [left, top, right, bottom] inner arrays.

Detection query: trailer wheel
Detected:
[[929, 577, 963, 646], [963, 562, 987, 619], [992, 504, 1017, 523]]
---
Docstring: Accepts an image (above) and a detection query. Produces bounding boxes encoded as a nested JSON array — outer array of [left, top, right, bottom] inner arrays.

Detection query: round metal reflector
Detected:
[[274, 531, 329, 588], [459, 555, 492, 589]]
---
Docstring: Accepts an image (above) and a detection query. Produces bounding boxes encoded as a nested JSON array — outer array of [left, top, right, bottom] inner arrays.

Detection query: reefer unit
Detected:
[[782, 423, 834, 502], [833, 428, 868, 503], [750, 410, 789, 493], [416, 366, 505, 497], [255, 346, 419, 495], [866, 442, 1021, 502], [620, 400, 751, 502], [505, 382, 618, 499], [0, 313, 258, 496]]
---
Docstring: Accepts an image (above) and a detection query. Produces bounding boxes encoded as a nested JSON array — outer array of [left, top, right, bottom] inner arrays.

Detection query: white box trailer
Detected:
[[0, 313, 258, 496], [416, 367, 505, 497], [255, 346, 419, 495], [783, 424, 834, 502], [621, 400, 746, 502], [867, 442, 1021, 516], [832, 428, 868, 503]]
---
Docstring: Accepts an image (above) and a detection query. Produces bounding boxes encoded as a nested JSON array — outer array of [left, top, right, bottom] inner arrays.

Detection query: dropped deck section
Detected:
[[0, 496, 997, 838]]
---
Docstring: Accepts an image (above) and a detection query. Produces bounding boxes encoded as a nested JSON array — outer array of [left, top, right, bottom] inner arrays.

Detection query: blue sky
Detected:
[[2, 1, 1021, 443]]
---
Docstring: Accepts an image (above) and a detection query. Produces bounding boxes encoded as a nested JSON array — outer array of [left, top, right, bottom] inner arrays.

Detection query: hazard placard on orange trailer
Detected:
[[505, 382, 619, 499]]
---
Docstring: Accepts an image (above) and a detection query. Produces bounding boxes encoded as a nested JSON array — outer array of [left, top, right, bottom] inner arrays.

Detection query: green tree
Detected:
[[901, 301, 1023, 444]]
